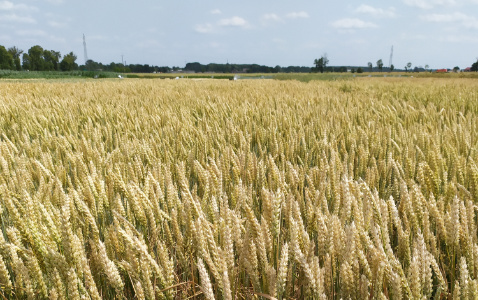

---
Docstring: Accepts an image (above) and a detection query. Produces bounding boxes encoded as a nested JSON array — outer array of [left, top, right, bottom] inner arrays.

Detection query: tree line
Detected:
[[183, 62, 313, 73], [0, 45, 78, 71], [0, 44, 172, 73], [2, 43, 477, 74]]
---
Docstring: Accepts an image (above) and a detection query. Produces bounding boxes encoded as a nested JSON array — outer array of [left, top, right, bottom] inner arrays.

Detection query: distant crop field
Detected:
[[0, 78, 478, 299]]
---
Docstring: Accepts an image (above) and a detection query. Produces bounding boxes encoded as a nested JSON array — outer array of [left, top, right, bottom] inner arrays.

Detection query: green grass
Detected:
[[2, 69, 476, 81], [126, 73, 236, 80], [0, 70, 121, 79], [274, 71, 478, 82]]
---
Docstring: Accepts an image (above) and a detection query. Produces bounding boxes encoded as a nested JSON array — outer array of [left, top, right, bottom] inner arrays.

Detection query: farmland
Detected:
[[0, 77, 478, 299]]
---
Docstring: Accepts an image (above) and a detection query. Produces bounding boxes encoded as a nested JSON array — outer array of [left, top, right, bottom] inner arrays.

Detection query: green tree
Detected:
[[406, 62, 412, 72], [7, 46, 23, 70], [313, 54, 329, 73], [22, 53, 31, 70], [322, 53, 329, 71], [45, 50, 61, 70], [390, 64, 394, 72], [472, 60, 478, 72], [313, 58, 323, 73], [376, 59, 383, 72], [28, 45, 45, 71], [367, 62, 373, 72], [60, 52, 78, 71], [85, 59, 100, 71], [0, 45, 14, 70], [425, 64, 429, 72], [453, 66, 460, 72], [43, 50, 59, 70], [357, 67, 364, 73]]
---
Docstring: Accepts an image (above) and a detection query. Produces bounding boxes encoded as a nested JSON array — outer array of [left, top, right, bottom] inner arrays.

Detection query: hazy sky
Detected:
[[1, 0, 477, 69]]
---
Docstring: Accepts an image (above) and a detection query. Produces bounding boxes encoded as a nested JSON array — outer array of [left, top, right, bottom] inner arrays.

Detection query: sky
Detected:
[[1, 0, 477, 69]]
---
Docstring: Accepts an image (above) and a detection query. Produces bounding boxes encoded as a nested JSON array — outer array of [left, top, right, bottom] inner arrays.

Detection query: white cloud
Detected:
[[331, 18, 377, 29], [218, 16, 248, 27], [262, 13, 282, 22], [16, 29, 47, 36], [403, 0, 455, 9], [272, 38, 286, 43], [195, 16, 249, 34], [286, 11, 309, 19], [421, 12, 478, 28], [0, 1, 36, 11], [136, 39, 162, 48], [438, 34, 478, 43], [48, 20, 67, 28], [194, 23, 214, 33], [355, 5, 396, 18], [0, 13, 35, 23], [210, 9, 221, 15]]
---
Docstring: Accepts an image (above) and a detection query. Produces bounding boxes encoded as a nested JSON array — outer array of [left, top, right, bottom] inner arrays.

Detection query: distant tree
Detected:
[[43, 50, 61, 70], [472, 60, 478, 72], [27, 45, 45, 71], [313, 57, 324, 73], [22, 53, 31, 70], [313, 58, 319, 72], [322, 53, 329, 70], [85, 59, 101, 71], [425, 64, 429, 72], [376, 59, 383, 72], [367, 62, 373, 72], [390, 64, 394, 72], [185, 62, 203, 72], [7, 46, 23, 70], [406, 62, 412, 72], [51, 50, 61, 70], [274, 65, 281, 73], [314, 54, 329, 73], [0, 45, 14, 70], [60, 52, 78, 71], [157, 66, 171, 73], [351, 68, 355, 73], [357, 67, 364, 73], [453, 66, 460, 72]]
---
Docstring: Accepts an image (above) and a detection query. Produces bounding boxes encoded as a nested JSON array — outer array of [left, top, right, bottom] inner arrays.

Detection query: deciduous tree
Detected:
[[7, 46, 22, 70], [0, 45, 14, 70], [27, 45, 45, 71], [313, 54, 329, 73], [471, 60, 478, 72], [60, 52, 78, 71], [376, 59, 383, 72]]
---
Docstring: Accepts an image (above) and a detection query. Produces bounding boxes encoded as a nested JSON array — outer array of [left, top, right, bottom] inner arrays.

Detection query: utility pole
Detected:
[[389, 45, 393, 70], [83, 34, 88, 65]]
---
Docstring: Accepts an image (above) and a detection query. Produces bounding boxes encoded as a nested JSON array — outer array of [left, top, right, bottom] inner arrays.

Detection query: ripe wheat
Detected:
[[0, 78, 477, 299]]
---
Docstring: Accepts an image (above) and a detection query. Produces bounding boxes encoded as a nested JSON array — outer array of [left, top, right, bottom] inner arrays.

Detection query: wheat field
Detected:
[[0, 78, 478, 299]]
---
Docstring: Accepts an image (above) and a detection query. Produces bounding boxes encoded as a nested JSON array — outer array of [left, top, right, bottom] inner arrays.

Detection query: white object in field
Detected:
[[118, 75, 123, 78]]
